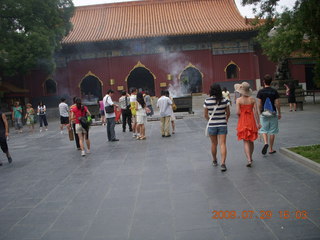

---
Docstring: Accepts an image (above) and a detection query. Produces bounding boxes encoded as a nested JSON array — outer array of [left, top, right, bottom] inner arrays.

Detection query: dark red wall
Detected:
[[27, 49, 275, 101]]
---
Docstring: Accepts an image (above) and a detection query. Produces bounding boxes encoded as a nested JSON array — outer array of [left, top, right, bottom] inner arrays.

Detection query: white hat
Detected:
[[235, 82, 252, 96]]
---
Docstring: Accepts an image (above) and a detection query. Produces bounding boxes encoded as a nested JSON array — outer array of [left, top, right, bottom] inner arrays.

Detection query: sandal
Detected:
[[140, 136, 146, 140]]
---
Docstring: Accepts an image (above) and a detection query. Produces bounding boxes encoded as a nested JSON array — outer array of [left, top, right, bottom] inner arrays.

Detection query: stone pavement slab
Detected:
[[0, 104, 319, 240]]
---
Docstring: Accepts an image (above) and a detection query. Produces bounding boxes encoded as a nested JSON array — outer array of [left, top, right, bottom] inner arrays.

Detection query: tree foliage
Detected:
[[0, 0, 74, 77], [242, 0, 320, 85]]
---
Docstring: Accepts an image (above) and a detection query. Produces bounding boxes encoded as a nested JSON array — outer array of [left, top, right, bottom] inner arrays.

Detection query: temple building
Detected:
[[6, 0, 317, 106]]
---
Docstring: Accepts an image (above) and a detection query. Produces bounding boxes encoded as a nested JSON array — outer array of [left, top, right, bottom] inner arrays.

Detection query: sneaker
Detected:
[[40, 129, 42, 133], [132, 134, 137, 138], [212, 160, 218, 166], [262, 144, 269, 155], [7, 157, 12, 164], [221, 164, 227, 172], [81, 151, 86, 156]]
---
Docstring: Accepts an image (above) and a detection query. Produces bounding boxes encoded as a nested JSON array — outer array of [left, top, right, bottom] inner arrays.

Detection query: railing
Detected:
[[303, 90, 320, 104]]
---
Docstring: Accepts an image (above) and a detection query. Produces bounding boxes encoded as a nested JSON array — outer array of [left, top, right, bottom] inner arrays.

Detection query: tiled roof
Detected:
[[63, 0, 255, 44]]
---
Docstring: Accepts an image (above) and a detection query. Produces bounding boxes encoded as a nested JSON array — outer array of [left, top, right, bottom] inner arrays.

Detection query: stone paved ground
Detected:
[[0, 103, 319, 240]]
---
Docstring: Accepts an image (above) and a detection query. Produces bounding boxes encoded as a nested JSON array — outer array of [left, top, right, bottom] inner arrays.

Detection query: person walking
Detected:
[[12, 101, 23, 133], [103, 89, 119, 142], [235, 82, 260, 167], [204, 84, 230, 172], [135, 92, 147, 140], [119, 91, 132, 132], [130, 88, 138, 138], [70, 97, 81, 150], [157, 90, 172, 137], [59, 98, 70, 134], [144, 90, 154, 116], [70, 98, 91, 157], [25, 103, 35, 133], [37, 101, 48, 132], [284, 83, 297, 111], [257, 74, 281, 155], [0, 109, 12, 166]]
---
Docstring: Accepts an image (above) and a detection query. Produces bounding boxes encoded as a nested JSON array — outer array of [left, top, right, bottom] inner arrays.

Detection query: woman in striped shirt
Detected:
[[204, 84, 230, 172]]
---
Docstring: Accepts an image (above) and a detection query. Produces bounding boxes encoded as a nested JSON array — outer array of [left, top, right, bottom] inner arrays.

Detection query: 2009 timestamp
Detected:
[[212, 210, 308, 220]]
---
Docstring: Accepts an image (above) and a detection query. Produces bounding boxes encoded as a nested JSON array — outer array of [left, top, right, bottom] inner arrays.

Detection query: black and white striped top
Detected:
[[203, 97, 229, 128]]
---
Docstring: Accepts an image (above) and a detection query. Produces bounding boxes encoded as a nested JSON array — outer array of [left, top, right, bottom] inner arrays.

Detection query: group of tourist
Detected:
[[204, 74, 281, 172], [10, 101, 49, 134], [1, 74, 287, 167]]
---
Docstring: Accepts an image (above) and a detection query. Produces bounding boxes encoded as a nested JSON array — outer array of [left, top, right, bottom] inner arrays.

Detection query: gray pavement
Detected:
[[0, 103, 320, 240]]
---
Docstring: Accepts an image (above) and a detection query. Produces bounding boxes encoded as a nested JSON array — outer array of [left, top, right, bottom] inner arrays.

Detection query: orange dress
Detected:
[[237, 104, 258, 141]]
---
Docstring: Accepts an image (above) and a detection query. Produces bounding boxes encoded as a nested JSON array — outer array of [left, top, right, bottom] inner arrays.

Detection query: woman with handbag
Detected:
[[204, 84, 230, 172], [70, 98, 91, 156]]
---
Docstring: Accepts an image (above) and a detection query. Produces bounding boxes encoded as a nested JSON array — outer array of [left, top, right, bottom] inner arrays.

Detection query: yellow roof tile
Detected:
[[63, 0, 255, 44]]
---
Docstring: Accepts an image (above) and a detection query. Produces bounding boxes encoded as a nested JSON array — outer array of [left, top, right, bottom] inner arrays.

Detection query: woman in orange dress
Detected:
[[236, 82, 261, 167]]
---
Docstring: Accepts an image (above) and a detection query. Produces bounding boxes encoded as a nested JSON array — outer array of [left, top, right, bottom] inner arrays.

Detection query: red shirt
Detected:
[[71, 106, 88, 124]]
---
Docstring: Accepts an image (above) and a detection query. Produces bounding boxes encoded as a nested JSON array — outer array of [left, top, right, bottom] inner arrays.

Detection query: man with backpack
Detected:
[[257, 74, 281, 155]]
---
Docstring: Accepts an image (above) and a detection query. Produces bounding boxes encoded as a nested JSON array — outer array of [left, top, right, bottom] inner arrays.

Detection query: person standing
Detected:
[[130, 88, 138, 138], [157, 90, 172, 137], [284, 83, 297, 111], [70, 98, 91, 156], [25, 103, 35, 133], [165, 91, 176, 134], [144, 90, 154, 116], [234, 84, 241, 105], [70, 97, 81, 150], [135, 92, 147, 140], [37, 101, 48, 132], [204, 84, 230, 172], [103, 89, 119, 142], [59, 98, 70, 134], [98, 99, 106, 125], [0, 109, 12, 166], [236, 82, 260, 167], [222, 87, 232, 105], [257, 74, 281, 155], [12, 101, 23, 133], [119, 91, 132, 132]]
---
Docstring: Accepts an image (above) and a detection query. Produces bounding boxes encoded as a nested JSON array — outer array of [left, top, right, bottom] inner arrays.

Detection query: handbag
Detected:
[[105, 96, 114, 113], [205, 105, 218, 137], [68, 128, 74, 141]]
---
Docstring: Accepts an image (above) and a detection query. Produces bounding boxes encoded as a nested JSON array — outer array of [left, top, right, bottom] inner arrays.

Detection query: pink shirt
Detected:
[[99, 101, 104, 110]]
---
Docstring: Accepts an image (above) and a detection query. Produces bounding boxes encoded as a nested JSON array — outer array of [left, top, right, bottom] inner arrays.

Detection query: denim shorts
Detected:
[[259, 115, 279, 134], [208, 126, 228, 136]]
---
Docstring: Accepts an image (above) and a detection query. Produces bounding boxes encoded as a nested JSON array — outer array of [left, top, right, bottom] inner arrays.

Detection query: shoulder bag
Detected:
[[205, 105, 218, 137], [105, 96, 114, 113]]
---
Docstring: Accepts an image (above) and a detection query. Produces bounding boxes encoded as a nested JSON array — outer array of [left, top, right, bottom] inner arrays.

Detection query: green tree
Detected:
[[0, 0, 74, 77], [242, 0, 320, 86]]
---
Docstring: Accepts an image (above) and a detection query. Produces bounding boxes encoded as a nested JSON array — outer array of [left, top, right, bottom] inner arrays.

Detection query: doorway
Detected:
[[80, 75, 102, 102], [179, 67, 203, 94], [127, 67, 155, 95]]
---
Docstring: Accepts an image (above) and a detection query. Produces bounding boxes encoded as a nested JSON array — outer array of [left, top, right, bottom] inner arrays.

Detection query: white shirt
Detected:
[[157, 96, 172, 117], [103, 94, 115, 118], [59, 102, 69, 117]]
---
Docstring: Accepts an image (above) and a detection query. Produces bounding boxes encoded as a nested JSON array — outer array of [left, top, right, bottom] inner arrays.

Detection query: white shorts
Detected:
[[75, 123, 87, 134], [170, 113, 176, 121], [137, 115, 147, 125]]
